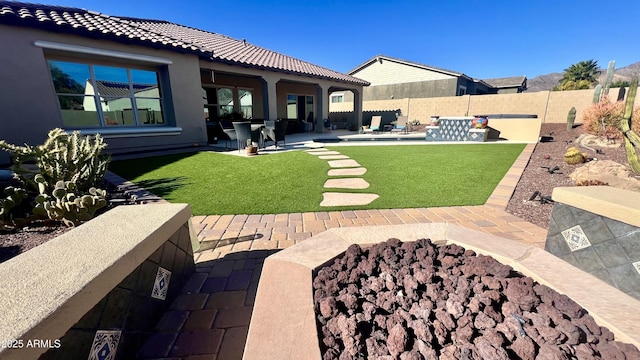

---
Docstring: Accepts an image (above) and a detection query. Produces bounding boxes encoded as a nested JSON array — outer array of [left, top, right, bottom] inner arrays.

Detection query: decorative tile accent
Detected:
[[89, 330, 121, 360], [440, 119, 473, 141], [152, 267, 172, 300], [562, 225, 592, 252], [634, 261, 640, 276]]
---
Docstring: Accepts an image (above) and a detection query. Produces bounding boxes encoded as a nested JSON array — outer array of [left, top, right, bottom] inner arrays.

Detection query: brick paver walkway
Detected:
[[138, 143, 546, 359]]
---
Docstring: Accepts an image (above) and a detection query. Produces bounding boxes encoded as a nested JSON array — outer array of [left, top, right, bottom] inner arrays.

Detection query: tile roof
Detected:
[[349, 55, 472, 80], [0, 1, 368, 86], [482, 76, 527, 89]]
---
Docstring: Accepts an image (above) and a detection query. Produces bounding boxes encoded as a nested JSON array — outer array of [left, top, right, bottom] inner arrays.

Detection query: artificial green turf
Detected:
[[108, 151, 329, 215], [108, 143, 525, 215], [327, 143, 526, 208]]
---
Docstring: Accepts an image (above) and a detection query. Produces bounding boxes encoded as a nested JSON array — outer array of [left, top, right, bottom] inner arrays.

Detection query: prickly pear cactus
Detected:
[[564, 147, 587, 165], [33, 174, 107, 227], [0, 186, 28, 223]]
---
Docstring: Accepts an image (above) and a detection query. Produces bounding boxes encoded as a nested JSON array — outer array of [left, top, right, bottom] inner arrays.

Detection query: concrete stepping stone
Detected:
[[319, 155, 349, 160], [328, 168, 367, 176], [328, 159, 361, 168], [310, 151, 341, 156], [324, 178, 370, 189], [320, 192, 379, 206]]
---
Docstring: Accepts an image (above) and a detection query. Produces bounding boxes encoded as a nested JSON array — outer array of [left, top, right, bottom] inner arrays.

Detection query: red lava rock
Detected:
[[474, 336, 510, 360], [313, 239, 640, 359], [319, 297, 337, 318], [474, 311, 497, 330], [445, 297, 464, 318], [510, 335, 536, 359], [537, 343, 570, 360], [387, 323, 408, 357]]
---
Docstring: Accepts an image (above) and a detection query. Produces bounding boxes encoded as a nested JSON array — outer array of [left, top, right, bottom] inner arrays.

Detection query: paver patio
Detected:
[[138, 143, 545, 359]]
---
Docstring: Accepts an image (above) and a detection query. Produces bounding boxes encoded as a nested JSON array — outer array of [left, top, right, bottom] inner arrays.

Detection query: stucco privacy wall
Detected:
[[331, 87, 637, 124], [0, 25, 208, 164], [408, 96, 471, 123], [468, 91, 549, 118]]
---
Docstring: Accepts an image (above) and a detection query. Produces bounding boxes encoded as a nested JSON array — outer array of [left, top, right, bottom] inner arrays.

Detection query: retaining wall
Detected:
[[0, 204, 197, 359], [546, 186, 640, 300]]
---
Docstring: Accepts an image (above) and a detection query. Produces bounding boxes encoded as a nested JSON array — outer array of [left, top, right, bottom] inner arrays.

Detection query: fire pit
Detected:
[[243, 223, 640, 359]]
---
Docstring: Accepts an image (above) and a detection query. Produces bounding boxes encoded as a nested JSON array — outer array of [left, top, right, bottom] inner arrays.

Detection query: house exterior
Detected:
[[0, 1, 368, 164], [482, 76, 528, 94], [330, 55, 525, 105]]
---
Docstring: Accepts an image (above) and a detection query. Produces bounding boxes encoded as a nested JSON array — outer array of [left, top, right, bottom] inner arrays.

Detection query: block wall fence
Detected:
[[330, 87, 639, 124]]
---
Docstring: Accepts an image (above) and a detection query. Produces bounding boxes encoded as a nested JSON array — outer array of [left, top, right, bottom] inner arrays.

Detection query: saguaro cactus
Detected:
[[593, 84, 602, 104], [603, 60, 615, 97], [567, 107, 576, 130], [620, 78, 640, 172]]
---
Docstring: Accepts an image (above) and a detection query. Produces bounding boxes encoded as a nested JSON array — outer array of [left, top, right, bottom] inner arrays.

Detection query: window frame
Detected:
[[46, 58, 168, 129], [330, 93, 344, 103]]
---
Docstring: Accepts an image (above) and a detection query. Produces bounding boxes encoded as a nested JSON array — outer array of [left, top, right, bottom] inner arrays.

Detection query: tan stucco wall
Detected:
[[332, 87, 639, 127], [408, 96, 470, 123], [0, 25, 207, 161], [468, 92, 549, 118], [488, 118, 542, 142]]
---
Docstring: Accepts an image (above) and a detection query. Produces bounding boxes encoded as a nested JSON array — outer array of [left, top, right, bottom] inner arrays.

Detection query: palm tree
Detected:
[[557, 60, 601, 90]]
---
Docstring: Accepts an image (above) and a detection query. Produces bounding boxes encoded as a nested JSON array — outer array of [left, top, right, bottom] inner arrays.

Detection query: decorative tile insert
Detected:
[[634, 261, 640, 276], [561, 225, 592, 251], [151, 267, 172, 300], [89, 330, 121, 360]]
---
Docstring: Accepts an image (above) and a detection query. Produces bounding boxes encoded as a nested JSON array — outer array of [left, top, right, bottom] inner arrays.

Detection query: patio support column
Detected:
[[262, 76, 279, 120], [352, 89, 363, 130], [316, 84, 330, 133]]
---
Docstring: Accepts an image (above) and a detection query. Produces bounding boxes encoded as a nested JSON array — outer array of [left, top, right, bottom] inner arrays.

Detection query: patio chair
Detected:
[[362, 115, 381, 134], [232, 121, 261, 153], [261, 119, 288, 149], [391, 115, 408, 134]]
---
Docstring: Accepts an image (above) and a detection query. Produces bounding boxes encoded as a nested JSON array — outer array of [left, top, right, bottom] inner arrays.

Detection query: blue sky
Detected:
[[47, 0, 640, 79]]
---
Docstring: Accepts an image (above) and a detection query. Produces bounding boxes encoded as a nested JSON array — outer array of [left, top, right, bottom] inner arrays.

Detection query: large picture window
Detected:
[[287, 94, 314, 120], [202, 86, 253, 121], [48, 60, 165, 128]]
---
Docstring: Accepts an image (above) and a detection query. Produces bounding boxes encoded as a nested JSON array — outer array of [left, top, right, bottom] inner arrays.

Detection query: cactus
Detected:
[[33, 174, 107, 227], [0, 128, 110, 193], [592, 84, 602, 104], [564, 147, 587, 165], [619, 78, 640, 173], [602, 60, 615, 97], [0, 186, 28, 223], [567, 107, 576, 130]]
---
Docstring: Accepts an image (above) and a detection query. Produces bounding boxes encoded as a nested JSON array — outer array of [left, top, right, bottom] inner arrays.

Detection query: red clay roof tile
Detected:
[[0, 1, 368, 86]]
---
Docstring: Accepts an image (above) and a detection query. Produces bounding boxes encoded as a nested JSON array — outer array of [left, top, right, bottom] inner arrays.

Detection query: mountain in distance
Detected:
[[525, 61, 640, 92]]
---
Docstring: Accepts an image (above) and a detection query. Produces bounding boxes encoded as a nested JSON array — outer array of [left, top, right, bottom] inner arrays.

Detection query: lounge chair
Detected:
[[362, 115, 381, 134], [391, 116, 408, 134], [261, 120, 288, 149]]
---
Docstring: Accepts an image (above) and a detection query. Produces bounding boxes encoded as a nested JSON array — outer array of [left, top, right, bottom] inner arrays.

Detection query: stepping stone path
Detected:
[[328, 168, 367, 176], [306, 148, 379, 206], [318, 155, 350, 160]]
